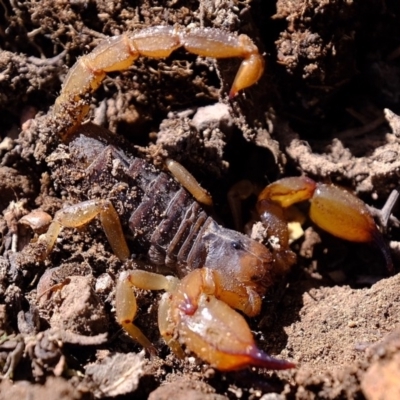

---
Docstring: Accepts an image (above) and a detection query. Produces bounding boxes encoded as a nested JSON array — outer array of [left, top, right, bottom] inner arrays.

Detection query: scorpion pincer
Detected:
[[36, 25, 392, 371]]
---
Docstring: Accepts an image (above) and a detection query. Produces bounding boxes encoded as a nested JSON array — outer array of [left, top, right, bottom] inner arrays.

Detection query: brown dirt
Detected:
[[1, 0, 400, 399]]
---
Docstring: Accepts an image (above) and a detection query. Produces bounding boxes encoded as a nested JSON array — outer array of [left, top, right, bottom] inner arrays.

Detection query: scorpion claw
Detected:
[[117, 268, 294, 371], [169, 271, 294, 371], [176, 294, 294, 371], [246, 347, 296, 370], [258, 176, 393, 272]]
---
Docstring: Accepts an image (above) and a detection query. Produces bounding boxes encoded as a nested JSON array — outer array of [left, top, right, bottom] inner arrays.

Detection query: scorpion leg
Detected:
[[115, 270, 176, 353], [55, 26, 264, 134], [166, 158, 212, 207], [117, 268, 295, 371], [257, 176, 393, 272], [38, 199, 129, 261], [116, 269, 186, 358]]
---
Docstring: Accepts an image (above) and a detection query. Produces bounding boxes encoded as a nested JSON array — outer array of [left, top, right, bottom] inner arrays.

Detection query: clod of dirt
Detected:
[[17, 303, 40, 334], [191, 103, 234, 134], [28, 329, 65, 380], [47, 275, 109, 336], [0, 259, 9, 301], [152, 110, 228, 177], [291, 274, 400, 369], [0, 51, 62, 113], [2, 200, 32, 253], [361, 328, 400, 400], [0, 167, 34, 213], [282, 273, 400, 398], [274, 114, 400, 196], [0, 376, 85, 400], [84, 352, 145, 398], [273, 0, 400, 127], [148, 378, 228, 400], [19, 210, 52, 234], [362, 356, 400, 400], [0, 334, 24, 379]]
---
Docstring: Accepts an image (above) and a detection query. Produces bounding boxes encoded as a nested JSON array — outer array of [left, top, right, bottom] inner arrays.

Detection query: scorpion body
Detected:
[[43, 123, 289, 371], [36, 24, 391, 371], [68, 126, 273, 286]]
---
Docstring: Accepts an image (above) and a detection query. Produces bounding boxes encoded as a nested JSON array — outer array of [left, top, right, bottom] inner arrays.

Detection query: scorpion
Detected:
[[36, 25, 392, 371]]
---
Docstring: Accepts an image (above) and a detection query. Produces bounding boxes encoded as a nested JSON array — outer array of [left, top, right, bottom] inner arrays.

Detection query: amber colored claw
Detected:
[[309, 183, 379, 243], [167, 268, 295, 371], [258, 177, 317, 209], [174, 293, 294, 371], [229, 53, 265, 98], [309, 183, 393, 273], [116, 268, 294, 371], [258, 177, 393, 272]]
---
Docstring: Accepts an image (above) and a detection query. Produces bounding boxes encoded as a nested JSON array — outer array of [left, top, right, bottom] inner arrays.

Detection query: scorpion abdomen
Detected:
[[69, 127, 215, 276], [124, 156, 212, 276]]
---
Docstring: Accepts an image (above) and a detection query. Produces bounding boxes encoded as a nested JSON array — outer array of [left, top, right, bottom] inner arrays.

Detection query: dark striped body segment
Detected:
[[67, 125, 274, 294], [125, 157, 210, 276]]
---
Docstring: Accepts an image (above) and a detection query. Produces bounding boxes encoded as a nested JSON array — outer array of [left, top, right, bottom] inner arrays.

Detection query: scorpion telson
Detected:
[[36, 25, 393, 371]]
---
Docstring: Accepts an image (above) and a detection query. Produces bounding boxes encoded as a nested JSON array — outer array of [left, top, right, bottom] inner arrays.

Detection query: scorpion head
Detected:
[[199, 220, 274, 296]]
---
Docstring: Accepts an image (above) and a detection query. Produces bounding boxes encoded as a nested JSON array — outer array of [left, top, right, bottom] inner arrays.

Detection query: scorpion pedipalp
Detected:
[[116, 268, 295, 371], [257, 176, 393, 273]]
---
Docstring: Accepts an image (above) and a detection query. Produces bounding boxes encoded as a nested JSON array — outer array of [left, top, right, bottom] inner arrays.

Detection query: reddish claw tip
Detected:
[[248, 346, 296, 370], [229, 89, 238, 99]]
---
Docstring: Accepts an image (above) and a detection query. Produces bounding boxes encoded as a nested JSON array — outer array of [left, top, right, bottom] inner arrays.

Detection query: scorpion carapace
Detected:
[[38, 124, 295, 371]]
